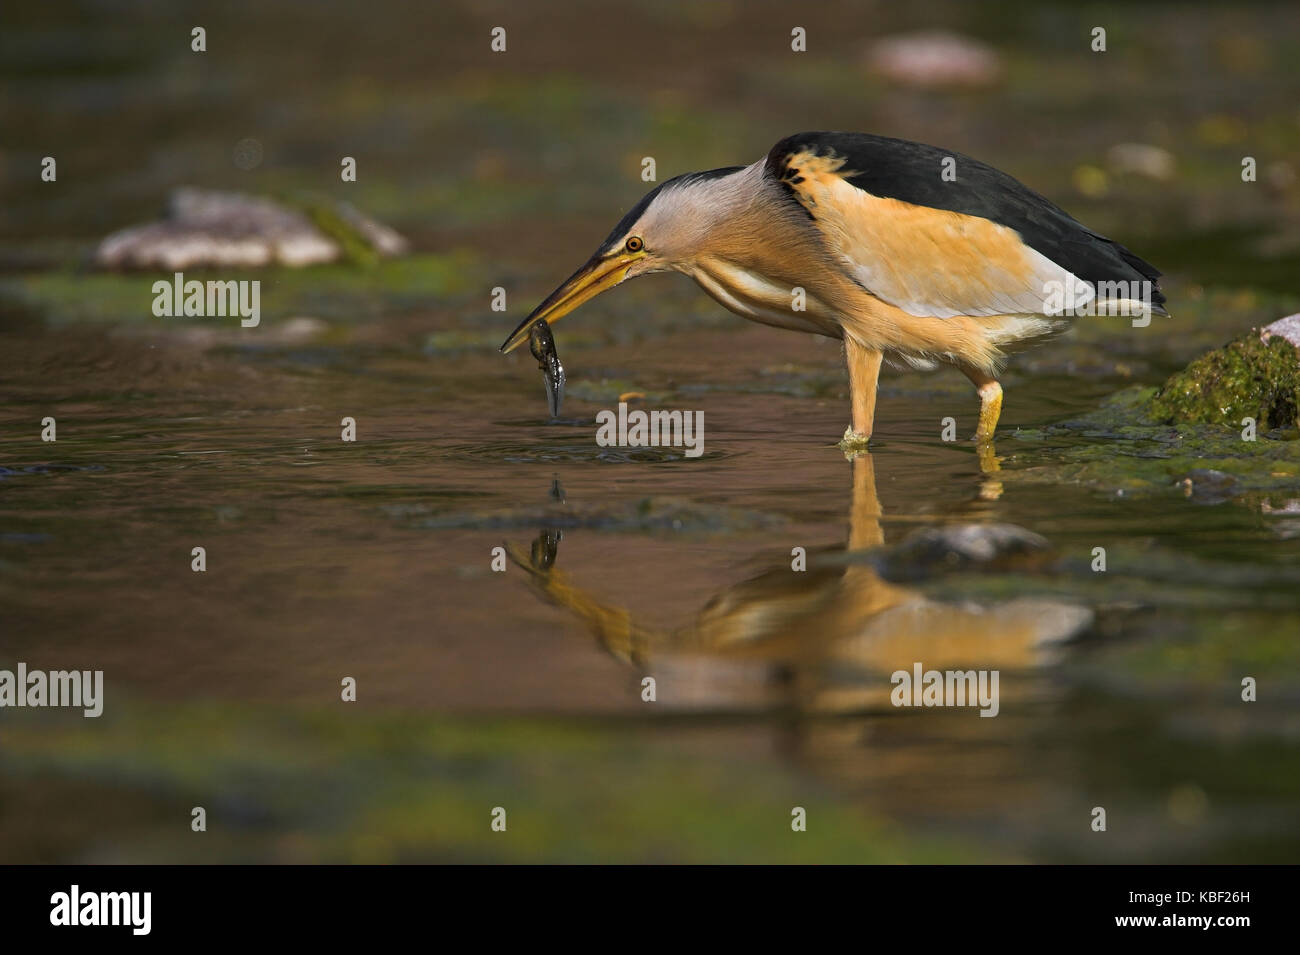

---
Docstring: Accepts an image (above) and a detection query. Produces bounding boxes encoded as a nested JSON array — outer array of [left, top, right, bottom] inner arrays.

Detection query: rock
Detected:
[[271, 316, 329, 343], [877, 523, 1052, 580], [1106, 143, 1177, 181], [1266, 161, 1297, 193], [1148, 326, 1300, 429], [864, 31, 1002, 89], [1177, 468, 1240, 503], [94, 187, 407, 270], [1260, 313, 1300, 349], [332, 201, 408, 258], [1260, 498, 1300, 539]]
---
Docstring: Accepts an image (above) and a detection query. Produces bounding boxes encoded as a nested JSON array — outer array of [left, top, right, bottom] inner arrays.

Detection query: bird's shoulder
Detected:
[[764, 131, 1164, 312], [766, 132, 1057, 230]]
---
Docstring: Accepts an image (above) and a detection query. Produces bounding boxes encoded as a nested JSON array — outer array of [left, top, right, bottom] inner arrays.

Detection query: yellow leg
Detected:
[[839, 338, 883, 453], [976, 382, 1002, 443], [957, 365, 1004, 483], [958, 365, 1003, 443]]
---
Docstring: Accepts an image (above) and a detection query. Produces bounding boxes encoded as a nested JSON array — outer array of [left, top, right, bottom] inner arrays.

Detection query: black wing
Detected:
[[766, 131, 1166, 314]]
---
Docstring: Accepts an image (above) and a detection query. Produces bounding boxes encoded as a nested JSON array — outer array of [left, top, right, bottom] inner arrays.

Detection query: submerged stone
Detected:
[[1177, 468, 1241, 504], [876, 523, 1053, 580]]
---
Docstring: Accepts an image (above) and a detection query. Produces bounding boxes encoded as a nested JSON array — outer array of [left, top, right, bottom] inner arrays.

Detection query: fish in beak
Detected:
[[529, 321, 565, 418], [501, 245, 644, 417]]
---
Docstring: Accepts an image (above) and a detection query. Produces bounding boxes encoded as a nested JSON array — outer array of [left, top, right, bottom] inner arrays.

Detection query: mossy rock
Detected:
[[1148, 332, 1300, 429]]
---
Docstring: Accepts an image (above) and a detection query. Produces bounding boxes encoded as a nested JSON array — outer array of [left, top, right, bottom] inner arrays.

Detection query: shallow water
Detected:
[[2, 302, 1297, 862], [3, 0, 1300, 863]]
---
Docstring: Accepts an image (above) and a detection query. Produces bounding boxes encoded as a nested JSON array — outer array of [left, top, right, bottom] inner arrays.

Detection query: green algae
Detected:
[[562, 377, 673, 405], [0, 704, 987, 864], [1149, 332, 1300, 430], [0, 252, 477, 327], [290, 195, 383, 269], [1006, 384, 1300, 499]]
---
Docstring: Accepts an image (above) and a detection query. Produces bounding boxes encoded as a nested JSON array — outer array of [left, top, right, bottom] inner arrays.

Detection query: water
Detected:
[[1, 306, 1296, 862]]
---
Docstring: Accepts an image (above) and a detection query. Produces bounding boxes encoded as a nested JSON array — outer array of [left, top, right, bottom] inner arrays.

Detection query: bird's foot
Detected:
[[839, 426, 872, 459]]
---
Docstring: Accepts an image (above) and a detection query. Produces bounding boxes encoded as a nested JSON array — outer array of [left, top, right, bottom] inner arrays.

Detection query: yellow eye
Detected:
[[625, 236, 644, 253]]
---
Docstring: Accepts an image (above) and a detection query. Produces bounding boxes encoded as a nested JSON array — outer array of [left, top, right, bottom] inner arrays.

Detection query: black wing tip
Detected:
[[1107, 241, 1168, 310]]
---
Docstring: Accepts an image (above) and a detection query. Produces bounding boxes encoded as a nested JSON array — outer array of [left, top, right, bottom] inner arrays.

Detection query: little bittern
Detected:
[[501, 131, 1166, 446]]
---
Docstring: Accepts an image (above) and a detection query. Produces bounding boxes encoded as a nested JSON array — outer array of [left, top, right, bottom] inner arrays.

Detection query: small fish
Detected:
[[528, 321, 565, 418]]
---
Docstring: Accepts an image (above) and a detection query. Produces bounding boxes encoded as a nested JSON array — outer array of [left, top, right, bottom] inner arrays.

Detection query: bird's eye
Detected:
[[625, 236, 644, 253]]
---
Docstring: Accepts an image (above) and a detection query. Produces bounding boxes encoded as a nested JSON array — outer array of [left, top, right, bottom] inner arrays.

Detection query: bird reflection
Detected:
[[507, 452, 1088, 713]]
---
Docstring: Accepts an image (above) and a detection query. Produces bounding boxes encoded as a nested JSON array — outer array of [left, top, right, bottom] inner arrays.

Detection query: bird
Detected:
[[500, 131, 1166, 448]]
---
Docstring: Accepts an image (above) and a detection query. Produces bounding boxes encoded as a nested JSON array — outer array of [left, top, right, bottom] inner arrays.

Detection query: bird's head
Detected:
[[499, 166, 746, 353]]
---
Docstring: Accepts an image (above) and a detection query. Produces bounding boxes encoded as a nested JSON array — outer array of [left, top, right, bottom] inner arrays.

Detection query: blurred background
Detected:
[[1, 0, 1298, 862]]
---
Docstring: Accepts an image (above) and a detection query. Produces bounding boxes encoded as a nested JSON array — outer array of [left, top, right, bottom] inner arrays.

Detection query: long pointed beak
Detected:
[[499, 253, 632, 353]]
